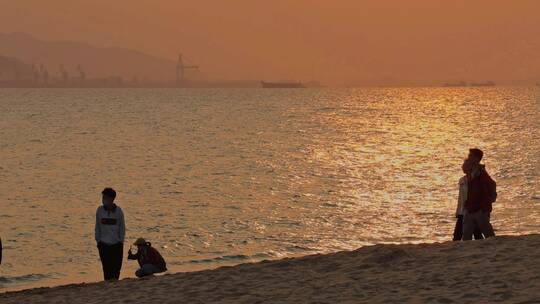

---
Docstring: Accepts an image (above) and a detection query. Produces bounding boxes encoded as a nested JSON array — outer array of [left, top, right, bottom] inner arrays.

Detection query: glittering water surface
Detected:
[[0, 87, 539, 291]]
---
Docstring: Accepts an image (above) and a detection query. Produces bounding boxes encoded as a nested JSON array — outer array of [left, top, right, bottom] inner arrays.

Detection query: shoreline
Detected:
[[1, 234, 539, 303]]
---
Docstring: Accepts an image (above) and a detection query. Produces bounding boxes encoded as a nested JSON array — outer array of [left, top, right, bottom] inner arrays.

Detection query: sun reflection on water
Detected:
[[0, 87, 538, 290]]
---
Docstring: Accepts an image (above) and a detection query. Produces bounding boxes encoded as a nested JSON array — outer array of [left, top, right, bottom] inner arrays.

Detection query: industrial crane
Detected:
[[176, 53, 198, 84]]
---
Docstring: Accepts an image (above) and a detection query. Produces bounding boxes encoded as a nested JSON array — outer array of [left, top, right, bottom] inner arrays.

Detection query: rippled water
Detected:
[[0, 87, 539, 291]]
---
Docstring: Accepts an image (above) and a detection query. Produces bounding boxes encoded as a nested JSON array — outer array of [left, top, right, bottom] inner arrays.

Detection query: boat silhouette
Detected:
[[261, 81, 304, 88]]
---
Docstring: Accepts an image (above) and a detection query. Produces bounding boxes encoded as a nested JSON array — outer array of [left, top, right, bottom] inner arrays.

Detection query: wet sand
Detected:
[[1, 234, 539, 303]]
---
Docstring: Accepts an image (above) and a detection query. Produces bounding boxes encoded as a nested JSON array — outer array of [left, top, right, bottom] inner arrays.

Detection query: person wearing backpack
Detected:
[[462, 148, 497, 240], [453, 158, 484, 241]]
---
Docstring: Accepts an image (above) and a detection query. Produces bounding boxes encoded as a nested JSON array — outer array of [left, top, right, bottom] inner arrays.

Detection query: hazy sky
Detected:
[[1, 0, 539, 85]]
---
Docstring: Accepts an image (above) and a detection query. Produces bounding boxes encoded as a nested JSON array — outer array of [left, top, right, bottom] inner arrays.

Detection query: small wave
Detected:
[[186, 254, 250, 264], [317, 107, 338, 112], [0, 273, 49, 285], [285, 245, 318, 252], [322, 202, 339, 207], [172, 252, 277, 266]]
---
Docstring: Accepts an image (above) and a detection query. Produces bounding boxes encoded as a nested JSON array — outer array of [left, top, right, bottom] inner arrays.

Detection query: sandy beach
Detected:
[[1, 234, 539, 303]]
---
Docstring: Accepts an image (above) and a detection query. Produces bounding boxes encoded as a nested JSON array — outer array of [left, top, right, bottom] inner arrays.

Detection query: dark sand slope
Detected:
[[2, 235, 539, 304]]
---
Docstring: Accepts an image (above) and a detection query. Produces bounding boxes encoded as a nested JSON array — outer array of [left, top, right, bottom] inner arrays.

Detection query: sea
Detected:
[[0, 87, 539, 291]]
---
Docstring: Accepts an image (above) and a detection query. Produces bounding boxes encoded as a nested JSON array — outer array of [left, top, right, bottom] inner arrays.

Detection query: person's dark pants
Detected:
[[98, 242, 123, 280], [453, 215, 484, 241], [463, 210, 495, 241], [135, 264, 163, 278]]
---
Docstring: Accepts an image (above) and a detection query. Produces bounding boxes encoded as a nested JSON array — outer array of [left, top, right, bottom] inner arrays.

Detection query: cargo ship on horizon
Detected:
[[261, 81, 305, 88]]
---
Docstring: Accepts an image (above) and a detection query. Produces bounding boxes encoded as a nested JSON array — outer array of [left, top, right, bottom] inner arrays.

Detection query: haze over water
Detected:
[[0, 87, 539, 291], [2, 1, 540, 85]]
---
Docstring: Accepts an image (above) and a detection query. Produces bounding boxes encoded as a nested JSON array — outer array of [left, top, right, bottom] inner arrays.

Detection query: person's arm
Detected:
[[455, 188, 460, 217], [95, 208, 101, 244], [456, 177, 464, 217], [127, 248, 138, 260], [118, 208, 126, 243]]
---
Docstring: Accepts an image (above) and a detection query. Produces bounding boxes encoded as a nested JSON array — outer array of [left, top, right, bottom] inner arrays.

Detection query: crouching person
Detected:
[[128, 238, 167, 278]]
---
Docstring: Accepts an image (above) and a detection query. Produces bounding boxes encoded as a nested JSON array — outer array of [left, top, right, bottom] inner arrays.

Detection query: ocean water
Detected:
[[0, 87, 539, 291]]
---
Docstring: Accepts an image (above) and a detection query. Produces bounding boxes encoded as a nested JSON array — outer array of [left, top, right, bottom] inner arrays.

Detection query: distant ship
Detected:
[[470, 81, 495, 87], [261, 81, 305, 88], [443, 81, 468, 87]]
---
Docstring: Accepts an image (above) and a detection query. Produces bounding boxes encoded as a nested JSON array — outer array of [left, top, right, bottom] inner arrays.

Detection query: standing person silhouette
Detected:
[[95, 188, 126, 280], [462, 149, 497, 241], [453, 158, 484, 241]]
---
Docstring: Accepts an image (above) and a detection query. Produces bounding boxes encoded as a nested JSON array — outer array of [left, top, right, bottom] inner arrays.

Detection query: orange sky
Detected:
[[1, 0, 539, 85]]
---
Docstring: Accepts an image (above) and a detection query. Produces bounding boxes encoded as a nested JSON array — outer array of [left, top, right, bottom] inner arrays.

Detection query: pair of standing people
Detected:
[[94, 188, 166, 280], [453, 148, 497, 241]]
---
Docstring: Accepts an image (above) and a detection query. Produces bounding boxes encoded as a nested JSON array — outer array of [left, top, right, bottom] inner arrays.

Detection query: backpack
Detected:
[[485, 175, 497, 203]]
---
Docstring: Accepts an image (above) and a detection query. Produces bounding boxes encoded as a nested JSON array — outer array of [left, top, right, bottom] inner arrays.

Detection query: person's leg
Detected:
[[101, 244, 114, 280], [473, 224, 484, 240], [110, 243, 123, 280], [462, 210, 476, 241], [97, 243, 109, 280], [476, 212, 495, 238], [453, 215, 464, 241], [135, 264, 160, 278]]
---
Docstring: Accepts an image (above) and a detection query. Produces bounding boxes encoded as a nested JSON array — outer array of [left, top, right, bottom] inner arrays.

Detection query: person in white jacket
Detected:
[[453, 159, 483, 241], [95, 187, 126, 280]]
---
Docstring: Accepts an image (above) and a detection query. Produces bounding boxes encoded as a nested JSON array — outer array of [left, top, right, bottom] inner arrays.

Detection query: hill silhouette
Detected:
[[0, 32, 176, 82], [0, 55, 32, 81]]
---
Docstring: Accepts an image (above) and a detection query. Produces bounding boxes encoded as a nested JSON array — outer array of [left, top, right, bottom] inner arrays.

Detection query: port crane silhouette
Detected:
[[176, 53, 198, 84]]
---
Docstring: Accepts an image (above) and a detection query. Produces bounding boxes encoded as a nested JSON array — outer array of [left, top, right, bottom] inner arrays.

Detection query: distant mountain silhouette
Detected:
[[0, 55, 32, 81], [0, 32, 176, 82]]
